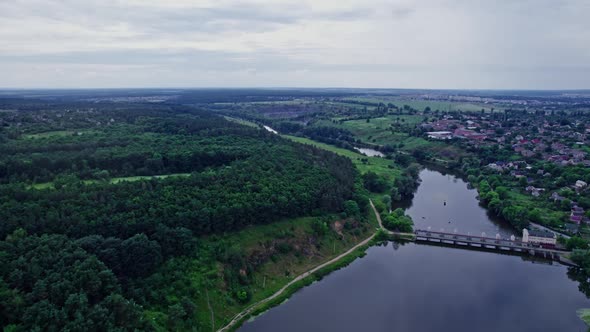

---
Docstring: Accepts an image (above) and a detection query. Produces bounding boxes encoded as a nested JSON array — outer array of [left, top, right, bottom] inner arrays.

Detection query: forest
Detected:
[[0, 98, 362, 331]]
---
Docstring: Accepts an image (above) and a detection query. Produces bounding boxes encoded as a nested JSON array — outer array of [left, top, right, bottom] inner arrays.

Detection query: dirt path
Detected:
[[206, 289, 215, 332], [217, 208, 381, 331], [217, 199, 414, 332], [370, 200, 416, 238], [370, 199, 387, 230]]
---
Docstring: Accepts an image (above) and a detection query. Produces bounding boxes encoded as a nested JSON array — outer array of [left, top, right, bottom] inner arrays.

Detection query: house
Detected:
[[570, 215, 583, 224], [522, 228, 557, 246], [572, 150, 587, 161], [550, 192, 565, 202], [572, 206, 585, 216], [551, 142, 566, 151], [526, 186, 545, 197], [575, 180, 588, 189], [487, 163, 504, 172], [565, 223, 580, 235], [533, 143, 547, 152], [571, 206, 585, 224], [427, 131, 453, 140], [511, 170, 526, 178]]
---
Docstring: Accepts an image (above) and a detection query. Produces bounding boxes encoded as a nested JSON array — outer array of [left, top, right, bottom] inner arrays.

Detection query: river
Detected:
[[401, 168, 515, 239], [239, 168, 590, 332]]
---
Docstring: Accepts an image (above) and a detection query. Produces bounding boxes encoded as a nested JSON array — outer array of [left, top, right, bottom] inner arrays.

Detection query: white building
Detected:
[[427, 131, 453, 140], [522, 228, 556, 246]]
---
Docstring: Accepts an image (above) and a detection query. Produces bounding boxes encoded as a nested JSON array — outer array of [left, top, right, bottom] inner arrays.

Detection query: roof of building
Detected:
[[565, 224, 580, 233], [526, 228, 556, 239]]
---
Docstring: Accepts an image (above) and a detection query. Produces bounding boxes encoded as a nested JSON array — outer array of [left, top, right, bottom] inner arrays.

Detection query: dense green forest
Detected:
[[0, 100, 362, 330]]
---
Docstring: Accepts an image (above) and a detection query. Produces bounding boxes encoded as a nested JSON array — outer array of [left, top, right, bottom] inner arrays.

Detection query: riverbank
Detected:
[[239, 241, 590, 332], [220, 233, 377, 332], [216, 198, 403, 331], [238, 168, 590, 332], [421, 159, 576, 237]]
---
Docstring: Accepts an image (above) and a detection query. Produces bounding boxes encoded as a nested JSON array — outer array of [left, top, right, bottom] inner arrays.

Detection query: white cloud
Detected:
[[0, 0, 589, 88]]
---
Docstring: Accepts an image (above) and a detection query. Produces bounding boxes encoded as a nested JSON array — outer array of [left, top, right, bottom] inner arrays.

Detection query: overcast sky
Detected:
[[1, 0, 589, 89]]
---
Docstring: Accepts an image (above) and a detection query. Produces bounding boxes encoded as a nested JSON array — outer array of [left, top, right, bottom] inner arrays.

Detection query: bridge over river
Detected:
[[412, 229, 572, 262]]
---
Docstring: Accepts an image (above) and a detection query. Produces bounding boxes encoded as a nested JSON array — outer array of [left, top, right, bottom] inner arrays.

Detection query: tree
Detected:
[[344, 200, 360, 219], [381, 195, 392, 212], [527, 208, 543, 223], [567, 237, 589, 250], [121, 234, 163, 278], [311, 220, 329, 236], [0, 233, 144, 330], [362, 171, 388, 192], [390, 187, 401, 201], [236, 289, 250, 303]]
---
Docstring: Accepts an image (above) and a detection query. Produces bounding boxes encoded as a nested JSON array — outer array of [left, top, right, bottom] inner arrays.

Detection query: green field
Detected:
[[311, 114, 468, 160], [30, 173, 192, 190], [506, 190, 567, 228], [24, 130, 98, 139], [342, 97, 502, 113], [282, 135, 401, 181]]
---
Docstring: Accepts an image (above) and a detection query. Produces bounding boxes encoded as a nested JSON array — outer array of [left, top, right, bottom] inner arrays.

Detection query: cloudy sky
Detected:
[[1, 0, 589, 89]]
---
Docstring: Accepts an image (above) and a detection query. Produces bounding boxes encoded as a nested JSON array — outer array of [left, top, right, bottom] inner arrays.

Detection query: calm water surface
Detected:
[[354, 147, 385, 157], [403, 168, 515, 239], [239, 169, 590, 332]]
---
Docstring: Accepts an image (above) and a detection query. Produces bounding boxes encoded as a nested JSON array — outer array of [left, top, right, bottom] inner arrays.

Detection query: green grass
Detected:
[[23, 130, 92, 139], [506, 190, 567, 228], [282, 135, 401, 181], [30, 173, 191, 190], [30, 182, 55, 190], [149, 213, 376, 331], [314, 115, 429, 149], [311, 115, 466, 160], [342, 97, 502, 113], [577, 308, 590, 326]]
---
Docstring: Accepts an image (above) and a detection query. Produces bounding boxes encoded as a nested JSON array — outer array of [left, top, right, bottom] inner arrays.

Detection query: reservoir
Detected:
[[240, 168, 590, 331]]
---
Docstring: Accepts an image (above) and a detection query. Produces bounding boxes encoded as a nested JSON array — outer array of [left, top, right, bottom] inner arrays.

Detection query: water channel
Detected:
[[240, 168, 590, 332]]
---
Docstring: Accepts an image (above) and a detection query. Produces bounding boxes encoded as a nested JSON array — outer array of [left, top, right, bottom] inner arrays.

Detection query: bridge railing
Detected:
[[414, 229, 527, 245], [414, 229, 567, 252]]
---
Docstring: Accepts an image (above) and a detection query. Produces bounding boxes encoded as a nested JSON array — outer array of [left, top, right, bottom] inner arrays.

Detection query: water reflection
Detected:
[[354, 147, 385, 157], [239, 167, 590, 332], [399, 168, 515, 239], [240, 243, 590, 332]]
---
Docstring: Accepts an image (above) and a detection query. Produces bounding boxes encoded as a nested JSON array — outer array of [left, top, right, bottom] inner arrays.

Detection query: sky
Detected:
[[1, 0, 589, 89]]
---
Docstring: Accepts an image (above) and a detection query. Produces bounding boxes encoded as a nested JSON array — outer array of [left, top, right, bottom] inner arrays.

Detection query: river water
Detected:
[[239, 168, 590, 332], [402, 168, 516, 239], [354, 147, 385, 157]]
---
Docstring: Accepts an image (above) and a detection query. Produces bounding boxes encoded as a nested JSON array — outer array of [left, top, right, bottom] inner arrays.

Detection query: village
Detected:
[[420, 110, 590, 238]]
